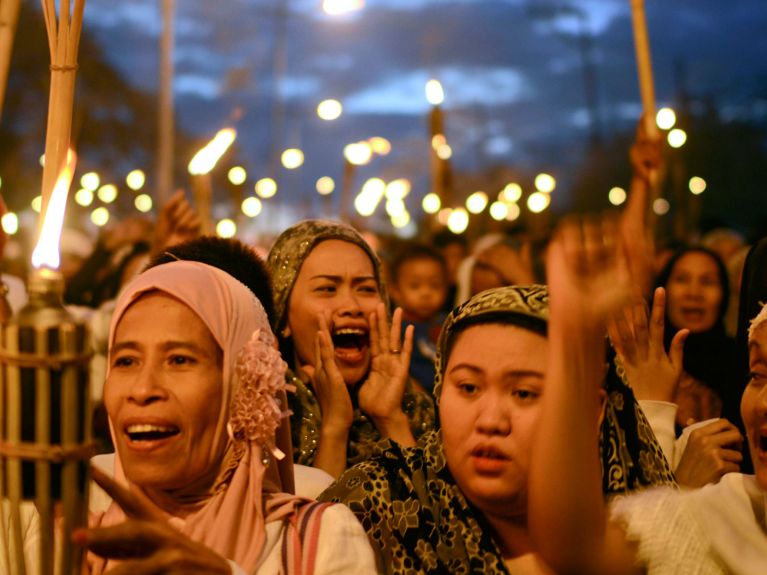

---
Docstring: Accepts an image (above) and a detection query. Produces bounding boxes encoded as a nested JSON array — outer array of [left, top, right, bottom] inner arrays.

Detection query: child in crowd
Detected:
[[388, 243, 448, 392]]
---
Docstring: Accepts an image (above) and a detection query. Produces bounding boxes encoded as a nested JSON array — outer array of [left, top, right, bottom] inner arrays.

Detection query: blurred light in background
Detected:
[[656, 107, 677, 130], [500, 183, 522, 204], [534, 173, 556, 193], [255, 178, 277, 198], [1, 212, 18, 235], [344, 142, 373, 165], [653, 198, 670, 215], [216, 218, 237, 238], [386, 178, 411, 200], [527, 192, 551, 213], [505, 202, 521, 221], [425, 79, 445, 106], [447, 208, 469, 234], [668, 128, 687, 148], [316, 176, 335, 195], [90, 207, 110, 226], [97, 184, 118, 204], [689, 176, 707, 195], [437, 207, 452, 226], [608, 186, 627, 206], [134, 194, 153, 213], [369, 137, 392, 156], [74, 188, 94, 207], [281, 148, 305, 170], [466, 191, 488, 214], [322, 0, 364, 15], [317, 99, 343, 121], [126, 169, 146, 191], [31, 195, 42, 213], [241, 196, 263, 217], [81, 172, 100, 191], [422, 193, 441, 214], [228, 166, 247, 185], [489, 201, 508, 221]]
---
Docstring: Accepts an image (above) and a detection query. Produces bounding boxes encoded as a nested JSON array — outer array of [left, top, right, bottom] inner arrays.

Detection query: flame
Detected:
[[31, 150, 77, 270], [188, 128, 237, 175]]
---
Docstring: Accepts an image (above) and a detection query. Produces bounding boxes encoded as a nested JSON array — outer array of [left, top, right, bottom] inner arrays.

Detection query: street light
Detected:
[[228, 166, 247, 185], [281, 148, 304, 170], [97, 184, 118, 204], [255, 178, 278, 198], [74, 189, 94, 207], [317, 99, 343, 121], [216, 218, 237, 238], [322, 0, 364, 15], [242, 196, 263, 217], [81, 172, 100, 191]]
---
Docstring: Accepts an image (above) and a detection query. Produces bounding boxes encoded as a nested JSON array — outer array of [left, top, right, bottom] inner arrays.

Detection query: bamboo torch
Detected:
[[188, 127, 237, 234], [0, 0, 21, 122], [629, 0, 658, 139], [0, 152, 94, 575], [39, 0, 85, 221]]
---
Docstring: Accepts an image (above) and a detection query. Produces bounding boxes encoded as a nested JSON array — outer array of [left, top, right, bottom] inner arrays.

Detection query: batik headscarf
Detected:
[[266, 219, 388, 338], [92, 261, 305, 574], [321, 286, 675, 574], [266, 219, 434, 467]]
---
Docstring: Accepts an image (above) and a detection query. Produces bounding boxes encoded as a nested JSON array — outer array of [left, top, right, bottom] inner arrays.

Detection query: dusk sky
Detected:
[[59, 0, 767, 234]]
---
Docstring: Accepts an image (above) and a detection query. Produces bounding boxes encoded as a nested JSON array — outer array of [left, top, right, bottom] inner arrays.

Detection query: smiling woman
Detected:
[[80, 260, 376, 574]]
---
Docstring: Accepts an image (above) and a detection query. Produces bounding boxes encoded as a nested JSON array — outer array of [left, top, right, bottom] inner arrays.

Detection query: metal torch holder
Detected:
[[0, 268, 92, 575]]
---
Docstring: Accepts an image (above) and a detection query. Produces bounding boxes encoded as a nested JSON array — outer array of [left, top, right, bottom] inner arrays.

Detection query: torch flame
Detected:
[[188, 128, 237, 175], [31, 150, 77, 270]]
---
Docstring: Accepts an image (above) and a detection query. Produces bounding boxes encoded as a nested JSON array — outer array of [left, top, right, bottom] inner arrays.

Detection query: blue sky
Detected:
[[73, 0, 767, 233]]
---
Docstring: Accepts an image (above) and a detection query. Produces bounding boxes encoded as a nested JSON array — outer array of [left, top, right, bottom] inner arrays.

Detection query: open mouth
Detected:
[[125, 423, 180, 442], [759, 435, 767, 454], [331, 328, 368, 360], [472, 448, 508, 460]]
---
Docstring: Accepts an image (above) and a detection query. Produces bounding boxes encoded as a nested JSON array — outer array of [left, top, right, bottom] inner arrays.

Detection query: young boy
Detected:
[[388, 243, 448, 392]]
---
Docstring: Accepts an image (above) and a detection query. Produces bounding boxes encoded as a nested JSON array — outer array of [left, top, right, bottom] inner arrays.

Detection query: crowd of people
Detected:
[[1, 126, 766, 574]]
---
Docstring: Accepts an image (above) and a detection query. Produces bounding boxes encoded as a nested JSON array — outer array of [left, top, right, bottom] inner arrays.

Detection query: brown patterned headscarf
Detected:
[[266, 219, 387, 336], [434, 285, 675, 495]]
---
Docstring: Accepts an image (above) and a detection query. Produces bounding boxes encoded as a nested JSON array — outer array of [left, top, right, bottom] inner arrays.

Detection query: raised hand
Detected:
[[358, 304, 416, 446], [152, 190, 202, 255], [301, 313, 354, 477], [74, 467, 231, 574], [547, 215, 633, 333], [674, 419, 743, 487], [609, 287, 688, 402]]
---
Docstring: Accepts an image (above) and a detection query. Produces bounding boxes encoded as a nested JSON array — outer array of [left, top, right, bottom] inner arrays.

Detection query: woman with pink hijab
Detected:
[[77, 260, 375, 574]]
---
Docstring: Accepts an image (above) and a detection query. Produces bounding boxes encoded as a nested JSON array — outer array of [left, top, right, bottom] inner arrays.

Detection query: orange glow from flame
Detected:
[[31, 150, 77, 270], [188, 128, 237, 175]]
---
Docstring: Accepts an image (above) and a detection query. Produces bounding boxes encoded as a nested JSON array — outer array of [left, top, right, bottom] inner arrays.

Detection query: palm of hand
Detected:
[[358, 352, 408, 419]]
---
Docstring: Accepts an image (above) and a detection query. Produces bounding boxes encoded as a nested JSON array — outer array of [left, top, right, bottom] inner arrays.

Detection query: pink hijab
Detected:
[[93, 261, 304, 573]]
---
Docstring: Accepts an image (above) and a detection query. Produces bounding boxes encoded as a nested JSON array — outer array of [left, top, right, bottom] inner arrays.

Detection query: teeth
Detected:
[[333, 328, 365, 335], [126, 424, 176, 434], [477, 450, 500, 459]]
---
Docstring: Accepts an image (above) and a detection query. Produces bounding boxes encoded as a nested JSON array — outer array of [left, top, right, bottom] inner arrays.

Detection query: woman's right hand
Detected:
[[674, 419, 743, 487], [300, 313, 353, 477], [300, 313, 354, 433], [76, 468, 231, 575]]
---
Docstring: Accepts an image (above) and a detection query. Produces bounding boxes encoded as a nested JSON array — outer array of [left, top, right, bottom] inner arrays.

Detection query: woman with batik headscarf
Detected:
[[77, 261, 376, 574], [266, 220, 435, 478], [320, 283, 674, 574]]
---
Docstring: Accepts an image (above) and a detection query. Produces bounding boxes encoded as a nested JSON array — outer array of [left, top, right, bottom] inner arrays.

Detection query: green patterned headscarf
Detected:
[[433, 285, 549, 403], [266, 219, 388, 336], [433, 284, 675, 494]]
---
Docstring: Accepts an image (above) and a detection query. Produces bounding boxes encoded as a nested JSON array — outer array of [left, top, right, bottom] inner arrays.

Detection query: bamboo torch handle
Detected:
[[630, 0, 658, 139], [0, 0, 21, 122]]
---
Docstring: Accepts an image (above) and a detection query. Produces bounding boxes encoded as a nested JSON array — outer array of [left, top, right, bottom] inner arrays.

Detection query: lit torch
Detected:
[[0, 152, 93, 575], [188, 127, 237, 234]]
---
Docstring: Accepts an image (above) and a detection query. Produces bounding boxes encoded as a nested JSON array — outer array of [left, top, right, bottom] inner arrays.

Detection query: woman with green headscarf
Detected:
[[267, 220, 435, 478], [319, 276, 675, 574]]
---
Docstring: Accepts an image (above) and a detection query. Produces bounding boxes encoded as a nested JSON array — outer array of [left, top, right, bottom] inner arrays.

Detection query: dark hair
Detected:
[[443, 312, 547, 365], [654, 246, 730, 327], [431, 229, 468, 250], [389, 243, 447, 284], [146, 236, 276, 326]]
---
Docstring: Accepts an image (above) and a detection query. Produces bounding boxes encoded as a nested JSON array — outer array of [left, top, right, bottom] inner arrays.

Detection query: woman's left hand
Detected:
[[75, 467, 231, 575], [358, 304, 416, 445]]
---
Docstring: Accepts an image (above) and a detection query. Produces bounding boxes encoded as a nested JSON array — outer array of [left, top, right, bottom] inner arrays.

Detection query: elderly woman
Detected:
[[320, 279, 674, 574], [266, 220, 435, 477], [78, 260, 376, 574]]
